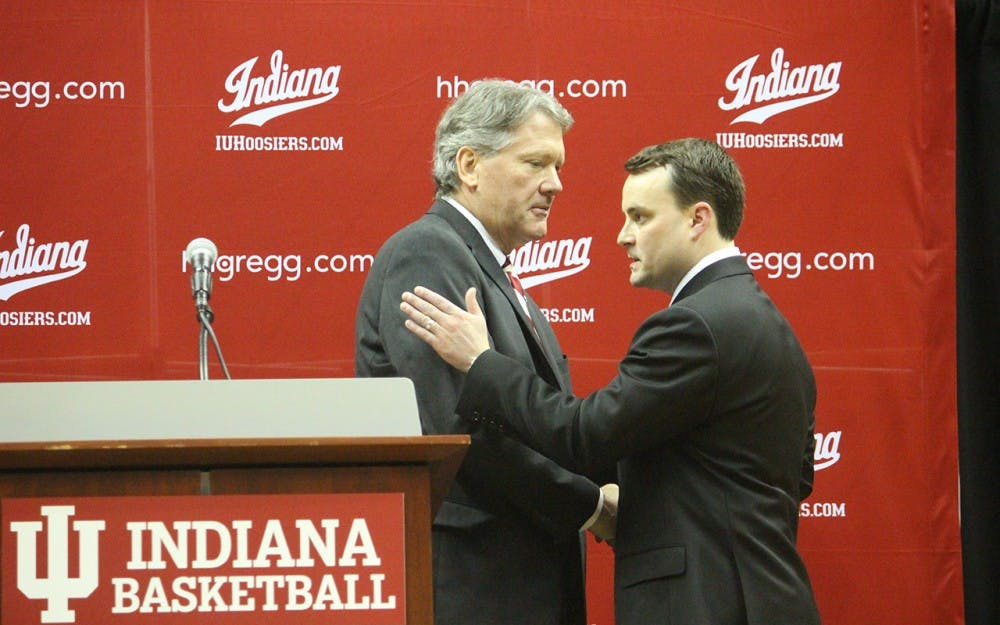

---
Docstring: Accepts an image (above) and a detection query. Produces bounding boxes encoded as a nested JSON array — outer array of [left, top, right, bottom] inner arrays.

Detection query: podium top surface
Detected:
[[0, 377, 421, 443]]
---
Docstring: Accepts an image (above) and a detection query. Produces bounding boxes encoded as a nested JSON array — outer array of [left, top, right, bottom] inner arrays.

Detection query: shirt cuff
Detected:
[[579, 488, 605, 531]]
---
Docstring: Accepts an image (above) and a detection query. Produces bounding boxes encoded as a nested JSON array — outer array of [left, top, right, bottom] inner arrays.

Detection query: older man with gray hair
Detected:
[[355, 79, 615, 625]]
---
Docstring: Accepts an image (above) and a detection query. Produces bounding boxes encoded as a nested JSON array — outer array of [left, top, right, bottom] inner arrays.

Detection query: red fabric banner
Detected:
[[1, 2, 960, 623]]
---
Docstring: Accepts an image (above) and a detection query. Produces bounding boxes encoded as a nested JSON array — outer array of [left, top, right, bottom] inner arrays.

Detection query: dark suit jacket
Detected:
[[355, 199, 599, 625], [457, 256, 821, 625]]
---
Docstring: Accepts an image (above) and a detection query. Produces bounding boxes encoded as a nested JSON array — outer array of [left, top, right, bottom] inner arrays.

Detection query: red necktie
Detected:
[[504, 260, 528, 300], [503, 259, 539, 332], [503, 260, 554, 368]]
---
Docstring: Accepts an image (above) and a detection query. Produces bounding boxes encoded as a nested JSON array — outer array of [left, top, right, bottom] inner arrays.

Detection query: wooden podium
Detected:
[[0, 379, 469, 625]]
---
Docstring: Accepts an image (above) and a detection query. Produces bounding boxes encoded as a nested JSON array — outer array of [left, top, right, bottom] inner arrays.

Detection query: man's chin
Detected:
[[525, 228, 548, 243], [629, 275, 660, 291]]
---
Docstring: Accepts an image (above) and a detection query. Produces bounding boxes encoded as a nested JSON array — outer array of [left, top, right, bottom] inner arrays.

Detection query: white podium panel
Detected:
[[0, 377, 420, 442]]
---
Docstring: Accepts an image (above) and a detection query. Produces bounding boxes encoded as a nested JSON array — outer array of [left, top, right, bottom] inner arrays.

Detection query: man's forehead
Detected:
[[504, 132, 565, 159], [624, 167, 670, 191], [622, 168, 675, 205]]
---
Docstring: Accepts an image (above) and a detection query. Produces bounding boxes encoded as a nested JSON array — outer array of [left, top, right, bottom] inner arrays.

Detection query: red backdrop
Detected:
[[1, 1, 960, 623]]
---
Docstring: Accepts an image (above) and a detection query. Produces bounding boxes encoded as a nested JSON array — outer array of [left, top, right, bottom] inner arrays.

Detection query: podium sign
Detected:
[[0, 379, 468, 624], [2, 493, 406, 625]]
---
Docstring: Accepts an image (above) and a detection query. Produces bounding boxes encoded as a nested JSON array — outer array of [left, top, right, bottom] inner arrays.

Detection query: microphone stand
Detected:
[[198, 306, 212, 380], [195, 303, 231, 380], [192, 284, 231, 381], [186, 238, 231, 380], [195, 305, 231, 381]]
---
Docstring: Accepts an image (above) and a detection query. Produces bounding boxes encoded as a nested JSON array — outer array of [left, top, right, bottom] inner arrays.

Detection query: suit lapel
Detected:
[[519, 291, 566, 388], [428, 200, 516, 307], [428, 200, 563, 388]]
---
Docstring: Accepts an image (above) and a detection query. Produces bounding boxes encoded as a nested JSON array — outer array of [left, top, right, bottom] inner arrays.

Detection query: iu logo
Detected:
[[8, 505, 105, 624]]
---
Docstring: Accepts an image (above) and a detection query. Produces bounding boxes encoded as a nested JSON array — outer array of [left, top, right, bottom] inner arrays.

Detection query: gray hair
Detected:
[[432, 79, 573, 197]]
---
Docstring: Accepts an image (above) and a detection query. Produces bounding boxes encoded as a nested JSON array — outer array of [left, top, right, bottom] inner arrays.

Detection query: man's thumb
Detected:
[[465, 287, 481, 316]]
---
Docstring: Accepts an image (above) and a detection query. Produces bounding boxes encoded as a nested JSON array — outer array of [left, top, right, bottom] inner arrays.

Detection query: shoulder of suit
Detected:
[[378, 210, 467, 252]]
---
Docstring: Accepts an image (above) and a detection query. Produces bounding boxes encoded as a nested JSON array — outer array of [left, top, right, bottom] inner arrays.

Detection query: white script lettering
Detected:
[[718, 48, 841, 124], [0, 224, 88, 300], [218, 50, 341, 127]]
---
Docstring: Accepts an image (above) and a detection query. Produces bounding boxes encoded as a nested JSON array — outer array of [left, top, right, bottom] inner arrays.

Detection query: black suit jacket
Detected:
[[458, 256, 821, 625], [355, 199, 599, 625]]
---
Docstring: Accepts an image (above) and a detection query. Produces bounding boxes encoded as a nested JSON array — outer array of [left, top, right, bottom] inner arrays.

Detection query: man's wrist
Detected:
[[466, 349, 488, 373]]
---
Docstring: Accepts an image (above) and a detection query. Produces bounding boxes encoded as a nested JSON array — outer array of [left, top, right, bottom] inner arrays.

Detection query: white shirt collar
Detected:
[[671, 245, 742, 304], [444, 196, 507, 266], [445, 196, 532, 316]]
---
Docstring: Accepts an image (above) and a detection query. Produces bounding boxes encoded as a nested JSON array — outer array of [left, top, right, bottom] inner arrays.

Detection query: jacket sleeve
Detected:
[[457, 305, 720, 476]]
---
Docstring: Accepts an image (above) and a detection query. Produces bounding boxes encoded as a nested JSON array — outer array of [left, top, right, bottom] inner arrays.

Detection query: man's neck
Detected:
[[443, 196, 508, 265]]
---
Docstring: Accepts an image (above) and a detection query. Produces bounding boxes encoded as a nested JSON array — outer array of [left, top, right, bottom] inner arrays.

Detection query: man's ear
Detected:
[[456, 146, 479, 189], [689, 201, 714, 239]]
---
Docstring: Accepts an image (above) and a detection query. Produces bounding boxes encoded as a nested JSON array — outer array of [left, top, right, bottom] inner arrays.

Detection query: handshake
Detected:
[[591, 483, 619, 546]]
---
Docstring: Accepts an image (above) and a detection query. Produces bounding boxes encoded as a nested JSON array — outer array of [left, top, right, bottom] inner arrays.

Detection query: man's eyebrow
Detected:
[[520, 148, 560, 160]]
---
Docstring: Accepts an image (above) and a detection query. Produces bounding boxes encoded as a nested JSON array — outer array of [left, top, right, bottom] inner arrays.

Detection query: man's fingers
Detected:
[[401, 290, 439, 320], [402, 285, 480, 332], [403, 318, 432, 340], [413, 285, 462, 314], [400, 299, 436, 332]]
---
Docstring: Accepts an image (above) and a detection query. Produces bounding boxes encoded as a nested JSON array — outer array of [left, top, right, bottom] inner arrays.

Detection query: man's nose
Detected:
[[540, 169, 563, 196], [617, 221, 632, 246]]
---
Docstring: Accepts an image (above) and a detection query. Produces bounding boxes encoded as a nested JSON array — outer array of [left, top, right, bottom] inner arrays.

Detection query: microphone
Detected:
[[184, 237, 230, 380], [185, 238, 218, 316]]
